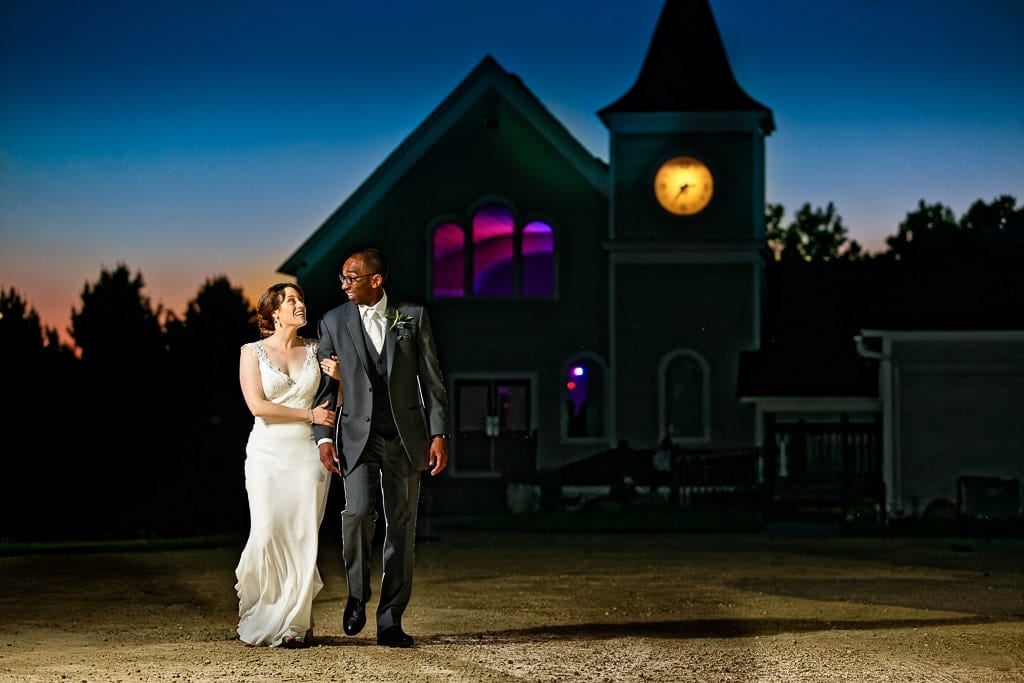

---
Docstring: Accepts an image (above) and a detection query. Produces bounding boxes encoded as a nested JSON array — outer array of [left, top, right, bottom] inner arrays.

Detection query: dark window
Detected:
[[563, 357, 605, 439], [663, 352, 709, 441]]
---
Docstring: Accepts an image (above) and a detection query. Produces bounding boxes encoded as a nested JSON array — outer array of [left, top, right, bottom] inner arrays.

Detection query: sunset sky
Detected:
[[2, 0, 1022, 343]]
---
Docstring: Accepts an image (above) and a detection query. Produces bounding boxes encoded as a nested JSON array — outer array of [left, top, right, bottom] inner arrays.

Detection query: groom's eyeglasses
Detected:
[[338, 273, 375, 285]]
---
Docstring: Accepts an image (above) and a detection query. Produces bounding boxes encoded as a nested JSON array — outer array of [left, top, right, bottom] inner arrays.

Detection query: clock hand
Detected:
[[676, 183, 689, 197]]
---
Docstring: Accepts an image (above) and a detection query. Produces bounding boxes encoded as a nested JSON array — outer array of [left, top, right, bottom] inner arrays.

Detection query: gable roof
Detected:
[[279, 55, 609, 278], [599, 0, 774, 133]]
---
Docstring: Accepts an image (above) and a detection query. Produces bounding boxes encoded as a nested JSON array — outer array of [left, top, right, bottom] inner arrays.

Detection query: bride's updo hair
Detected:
[[256, 282, 306, 338]]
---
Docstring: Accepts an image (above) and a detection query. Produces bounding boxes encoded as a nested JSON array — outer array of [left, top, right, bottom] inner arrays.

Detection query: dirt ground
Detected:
[[0, 530, 1022, 682]]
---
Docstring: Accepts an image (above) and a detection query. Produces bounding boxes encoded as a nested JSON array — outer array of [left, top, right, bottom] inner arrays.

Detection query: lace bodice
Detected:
[[248, 340, 320, 408]]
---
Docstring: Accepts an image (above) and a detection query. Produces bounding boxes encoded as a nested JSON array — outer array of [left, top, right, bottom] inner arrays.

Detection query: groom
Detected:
[[312, 247, 448, 648]]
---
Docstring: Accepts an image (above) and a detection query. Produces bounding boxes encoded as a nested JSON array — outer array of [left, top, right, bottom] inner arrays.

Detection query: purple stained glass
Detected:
[[522, 221, 553, 296], [433, 205, 556, 299], [433, 222, 465, 297], [473, 204, 514, 296]]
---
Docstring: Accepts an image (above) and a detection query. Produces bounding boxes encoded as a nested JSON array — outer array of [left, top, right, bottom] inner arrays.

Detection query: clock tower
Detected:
[[598, 0, 774, 449]]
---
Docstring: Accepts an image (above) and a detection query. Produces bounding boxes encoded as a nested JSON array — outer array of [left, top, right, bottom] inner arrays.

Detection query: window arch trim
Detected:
[[657, 349, 711, 445]]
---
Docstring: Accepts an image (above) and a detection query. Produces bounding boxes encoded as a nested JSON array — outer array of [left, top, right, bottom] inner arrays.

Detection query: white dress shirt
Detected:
[[359, 293, 388, 353]]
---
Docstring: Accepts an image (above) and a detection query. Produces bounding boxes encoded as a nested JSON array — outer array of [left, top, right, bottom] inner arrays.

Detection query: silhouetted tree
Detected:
[[766, 202, 862, 262], [879, 195, 1022, 261], [0, 286, 76, 363], [874, 196, 1024, 327], [66, 264, 168, 538], [883, 200, 959, 260], [959, 194, 1024, 253], [169, 276, 257, 413], [162, 276, 258, 535], [1, 285, 46, 355], [0, 287, 80, 541], [70, 263, 164, 368]]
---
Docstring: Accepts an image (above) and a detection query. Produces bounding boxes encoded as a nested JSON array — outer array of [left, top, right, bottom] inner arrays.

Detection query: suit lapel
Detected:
[[384, 305, 397, 376], [345, 304, 373, 375]]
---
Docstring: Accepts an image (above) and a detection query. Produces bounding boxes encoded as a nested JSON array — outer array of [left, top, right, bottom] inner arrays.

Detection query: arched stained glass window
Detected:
[[472, 204, 514, 297], [430, 202, 556, 299], [522, 221, 554, 297], [432, 222, 465, 297]]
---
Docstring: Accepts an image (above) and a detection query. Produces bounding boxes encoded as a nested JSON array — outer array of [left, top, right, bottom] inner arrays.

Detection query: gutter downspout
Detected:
[[855, 333, 899, 520]]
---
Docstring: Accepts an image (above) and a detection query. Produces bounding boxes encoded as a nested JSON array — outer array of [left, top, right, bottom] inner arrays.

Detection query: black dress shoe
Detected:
[[377, 625, 414, 648], [343, 597, 366, 636]]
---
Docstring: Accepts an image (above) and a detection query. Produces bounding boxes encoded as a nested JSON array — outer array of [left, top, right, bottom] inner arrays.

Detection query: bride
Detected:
[[235, 282, 338, 647]]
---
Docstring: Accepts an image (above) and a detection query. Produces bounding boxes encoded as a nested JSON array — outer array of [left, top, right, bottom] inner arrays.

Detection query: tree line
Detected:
[[762, 195, 1023, 353], [1, 195, 1021, 543]]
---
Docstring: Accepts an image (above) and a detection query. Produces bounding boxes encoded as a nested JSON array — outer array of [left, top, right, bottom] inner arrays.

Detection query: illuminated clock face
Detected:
[[653, 155, 714, 216]]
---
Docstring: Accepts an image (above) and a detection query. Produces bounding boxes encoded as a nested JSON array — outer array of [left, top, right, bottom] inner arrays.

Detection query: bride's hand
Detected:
[[312, 401, 336, 427], [320, 354, 340, 380]]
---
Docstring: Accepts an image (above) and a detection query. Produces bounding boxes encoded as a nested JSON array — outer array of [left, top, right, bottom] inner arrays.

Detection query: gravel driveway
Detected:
[[1, 531, 1022, 681]]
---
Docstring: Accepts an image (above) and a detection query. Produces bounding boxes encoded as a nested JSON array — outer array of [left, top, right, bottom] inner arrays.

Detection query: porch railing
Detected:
[[763, 417, 884, 517]]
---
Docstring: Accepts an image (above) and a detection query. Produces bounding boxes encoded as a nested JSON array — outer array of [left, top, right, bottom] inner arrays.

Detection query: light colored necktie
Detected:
[[365, 308, 384, 353]]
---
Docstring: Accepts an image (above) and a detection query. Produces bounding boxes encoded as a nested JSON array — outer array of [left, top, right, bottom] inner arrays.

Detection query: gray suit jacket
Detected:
[[313, 298, 448, 473]]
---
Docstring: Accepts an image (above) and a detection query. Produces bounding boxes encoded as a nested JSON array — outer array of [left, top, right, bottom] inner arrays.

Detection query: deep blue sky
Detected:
[[2, 0, 1022, 341]]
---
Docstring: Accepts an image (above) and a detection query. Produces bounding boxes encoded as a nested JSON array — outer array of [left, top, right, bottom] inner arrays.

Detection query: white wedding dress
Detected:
[[235, 340, 330, 647]]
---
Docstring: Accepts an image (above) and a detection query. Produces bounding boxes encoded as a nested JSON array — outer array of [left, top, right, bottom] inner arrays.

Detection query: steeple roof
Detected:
[[599, 0, 774, 132]]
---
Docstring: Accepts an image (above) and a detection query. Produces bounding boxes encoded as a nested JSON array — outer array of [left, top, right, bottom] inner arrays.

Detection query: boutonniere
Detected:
[[388, 310, 415, 335]]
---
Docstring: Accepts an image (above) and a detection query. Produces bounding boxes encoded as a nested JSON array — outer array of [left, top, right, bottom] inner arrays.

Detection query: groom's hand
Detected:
[[428, 436, 448, 476], [319, 442, 342, 476]]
